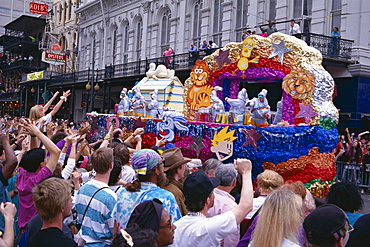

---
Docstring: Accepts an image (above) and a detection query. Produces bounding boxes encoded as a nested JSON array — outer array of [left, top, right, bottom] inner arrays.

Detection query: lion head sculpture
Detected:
[[282, 69, 316, 99], [190, 60, 210, 86]]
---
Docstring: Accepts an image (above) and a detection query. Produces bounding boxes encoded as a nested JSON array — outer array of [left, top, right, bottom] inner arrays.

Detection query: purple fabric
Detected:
[[211, 67, 286, 88], [237, 215, 308, 247], [282, 91, 295, 124]]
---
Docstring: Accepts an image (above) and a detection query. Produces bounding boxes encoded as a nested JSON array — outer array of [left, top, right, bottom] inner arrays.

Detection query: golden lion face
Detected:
[[282, 70, 316, 99], [190, 60, 210, 86]]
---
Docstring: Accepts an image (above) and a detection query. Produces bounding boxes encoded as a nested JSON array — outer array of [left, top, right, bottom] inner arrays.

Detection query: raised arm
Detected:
[[49, 90, 71, 117], [1, 133, 18, 180], [21, 119, 61, 172], [230, 158, 253, 224], [0, 202, 17, 247], [43, 91, 60, 112]]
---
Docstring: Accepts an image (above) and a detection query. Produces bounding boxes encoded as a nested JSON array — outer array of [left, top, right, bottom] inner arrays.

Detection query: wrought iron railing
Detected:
[[23, 32, 354, 85], [293, 32, 354, 60]]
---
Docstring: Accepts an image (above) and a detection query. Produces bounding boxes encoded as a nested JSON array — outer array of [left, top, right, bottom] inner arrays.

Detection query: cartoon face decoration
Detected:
[[241, 38, 255, 57], [211, 126, 238, 161], [282, 70, 316, 99], [190, 60, 210, 86]]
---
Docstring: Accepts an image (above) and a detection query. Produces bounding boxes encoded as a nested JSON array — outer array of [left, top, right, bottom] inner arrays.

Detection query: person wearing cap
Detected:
[[208, 163, 240, 247], [172, 158, 253, 247], [161, 148, 191, 216], [249, 89, 271, 127], [127, 199, 176, 247], [303, 204, 352, 247], [113, 149, 181, 232], [74, 147, 117, 246]]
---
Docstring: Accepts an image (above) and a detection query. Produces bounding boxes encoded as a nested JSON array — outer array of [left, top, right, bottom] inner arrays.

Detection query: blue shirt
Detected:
[[113, 182, 182, 230], [189, 46, 198, 52], [75, 180, 117, 247]]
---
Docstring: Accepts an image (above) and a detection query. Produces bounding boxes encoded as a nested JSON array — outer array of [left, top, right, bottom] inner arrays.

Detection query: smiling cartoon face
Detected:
[[211, 140, 234, 161], [282, 70, 316, 99], [241, 38, 255, 58], [211, 126, 238, 161], [190, 60, 210, 86]]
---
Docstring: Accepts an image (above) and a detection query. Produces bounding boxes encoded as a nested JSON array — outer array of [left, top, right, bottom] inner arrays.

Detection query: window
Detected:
[[293, 0, 302, 19], [235, 0, 248, 41], [213, 0, 223, 46], [331, 0, 342, 30], [136, 19, 143, 60], [192, 0, 203, 46], [161, 9, 171, 51], [269, 0, 277, 22], [124, 25, 129, 52], [294, 0, 312, 32], [112, 29, 117, 65]]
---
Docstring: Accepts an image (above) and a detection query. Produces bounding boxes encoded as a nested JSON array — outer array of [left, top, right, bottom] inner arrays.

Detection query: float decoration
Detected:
[[188, 136, 205, 157], [157, 112, 189, 142], [294, 103, 319, 124], [268, 40, 293, 65], [241, 127, 262, 150], [211, 126, 238, 161], [215, 49, 231, 69]]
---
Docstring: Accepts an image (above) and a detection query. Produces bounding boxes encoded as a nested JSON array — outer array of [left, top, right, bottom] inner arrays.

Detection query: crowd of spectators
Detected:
[[0, 89, 368, 247]]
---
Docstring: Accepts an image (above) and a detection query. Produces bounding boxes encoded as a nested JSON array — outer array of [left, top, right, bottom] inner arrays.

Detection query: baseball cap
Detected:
[[303, 204, 348, 245], [183, 170, 220, 202]]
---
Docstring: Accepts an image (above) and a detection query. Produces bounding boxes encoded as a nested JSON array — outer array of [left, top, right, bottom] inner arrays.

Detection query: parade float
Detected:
[[87, 33, 339, 197]]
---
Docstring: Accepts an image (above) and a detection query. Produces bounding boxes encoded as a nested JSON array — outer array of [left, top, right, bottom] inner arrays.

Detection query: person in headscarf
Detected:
[[118, 88, 130, 116], [209, 86, 225, 115], [131, 87, 146, 117], [249, 89, 271, 127], [225, 88, 249, 123], [147, 89, 159, 119], [127, 199, 176, 247]]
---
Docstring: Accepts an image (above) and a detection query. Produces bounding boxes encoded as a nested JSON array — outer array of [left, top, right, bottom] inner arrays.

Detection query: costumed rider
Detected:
[[131, 86, 146, 117], [209, 86, 225, 116], [147, 89, 159, 118], [117, 88, 130, 116], [272, 100, 282, 124], [249, 89, 271, 127], [225, 88, 248, 124]]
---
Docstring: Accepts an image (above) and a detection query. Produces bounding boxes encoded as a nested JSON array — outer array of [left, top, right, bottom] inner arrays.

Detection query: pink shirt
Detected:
[[17, 166, 52, 228], [208, 188, 240, 247]]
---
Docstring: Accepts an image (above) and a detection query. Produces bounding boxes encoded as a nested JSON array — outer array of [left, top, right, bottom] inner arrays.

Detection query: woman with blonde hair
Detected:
[[246, 170, 284, 219], [249, 189, 303, 247], [238, 170, 284, 244], [29, 90, 71, 130]]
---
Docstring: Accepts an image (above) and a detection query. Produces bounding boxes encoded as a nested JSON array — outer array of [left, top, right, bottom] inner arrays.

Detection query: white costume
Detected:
[[117, 88, 130, 116], [147, 89, 159, 118], [226, 88, 248, 123], [273, 100, 282, 124], [249, 89, 271, 126], [131, 86, 146, 117], [210, 86, 224, 114]]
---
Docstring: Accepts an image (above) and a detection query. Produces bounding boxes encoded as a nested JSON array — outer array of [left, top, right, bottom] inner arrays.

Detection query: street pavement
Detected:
[[359, 191, 370, 214]]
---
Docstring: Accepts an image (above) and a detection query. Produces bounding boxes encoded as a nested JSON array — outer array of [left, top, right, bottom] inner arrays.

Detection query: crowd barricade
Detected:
[[336, 161, 370, 188]]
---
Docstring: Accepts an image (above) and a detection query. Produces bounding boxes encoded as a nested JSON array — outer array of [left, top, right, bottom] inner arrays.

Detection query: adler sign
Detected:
[[30, 2, 49, 15]]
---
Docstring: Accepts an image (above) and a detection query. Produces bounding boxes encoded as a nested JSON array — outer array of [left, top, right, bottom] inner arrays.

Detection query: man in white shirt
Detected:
[[289, 19, 301, 35], [172, 159, 253, 247]]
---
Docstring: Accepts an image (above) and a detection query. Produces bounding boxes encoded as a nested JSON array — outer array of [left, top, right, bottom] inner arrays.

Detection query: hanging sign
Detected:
[[30, 2, 49, 15]]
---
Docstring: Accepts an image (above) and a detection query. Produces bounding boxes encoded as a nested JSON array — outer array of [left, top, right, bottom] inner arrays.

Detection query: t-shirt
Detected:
[[36, 113, 52, 132], [0, 170, 11, 233], [17, 166, 53, 228], [75, 179, 117, 247], [172, 211, 237, 247], [27, 227, 77, 247], [113, 183, 182, 230]]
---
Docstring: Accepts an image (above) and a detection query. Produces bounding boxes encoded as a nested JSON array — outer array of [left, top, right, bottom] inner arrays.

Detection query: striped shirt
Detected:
[[75, 179, 117, 247]]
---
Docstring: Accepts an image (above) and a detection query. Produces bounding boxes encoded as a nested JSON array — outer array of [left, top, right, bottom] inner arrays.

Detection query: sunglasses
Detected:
[[159, 216, 173, 230]]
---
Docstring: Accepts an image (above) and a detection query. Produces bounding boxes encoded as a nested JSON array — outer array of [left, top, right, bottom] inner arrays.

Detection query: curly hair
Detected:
[[111, 223, 158, 247], [326, 182, 363, 212]]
